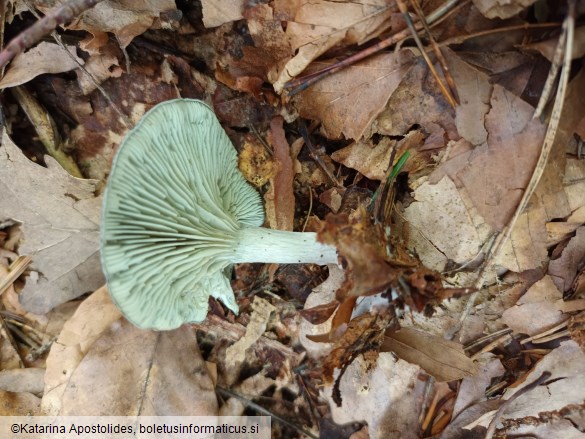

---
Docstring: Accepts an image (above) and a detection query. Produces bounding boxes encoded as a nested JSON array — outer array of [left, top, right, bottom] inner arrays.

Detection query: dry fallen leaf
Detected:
[[299, 265, 345, 359], [0, 368, 44, 394], [476, 341, 585, 435], [404, 176, 490, 272], [548, 226, 585, 294], [0, 390, 40, 416], [37, 0, 178, 50], [0, 132, 103, 314], [272, 0, 399, 91], [472, 0, 537, 19], [500, 275, 567, 336], [42, 286, 217, 416], [326, 353, 425, 439], [264, 116, 295, 231], [381, 327, 478, 382], [201, 0, 245, 28], [297, 51, 415, 140], [0, 42, 83, 89]]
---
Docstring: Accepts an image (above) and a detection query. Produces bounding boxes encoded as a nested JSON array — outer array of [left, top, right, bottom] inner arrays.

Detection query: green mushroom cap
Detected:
[[101, 99, 264, 330]]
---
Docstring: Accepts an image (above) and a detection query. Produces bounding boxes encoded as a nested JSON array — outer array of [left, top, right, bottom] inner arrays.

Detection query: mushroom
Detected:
[[101, 99, 338, 330]]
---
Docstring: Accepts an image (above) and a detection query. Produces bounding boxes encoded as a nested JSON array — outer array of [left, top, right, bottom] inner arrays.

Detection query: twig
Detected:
[[409, 0, 458, 104], [446, 1, 576, 340], [485, 371, 552, 439], [0, 255, 31, 295], [438, 22, 561, 47], [301, 187, 313, 232], [297, 120, 343, 188], [464, 328, 512, 352], [0, 0, 104, 70], [216, 386, 319, 439], [520, 320, 569, 345], [533, 14, 570, 119], [397, 0, 456, 108]]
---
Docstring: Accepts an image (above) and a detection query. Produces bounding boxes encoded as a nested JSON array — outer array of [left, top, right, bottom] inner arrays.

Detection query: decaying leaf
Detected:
[[568, 311, 585, 352], [264, 117, 295, 231], [382, 327, 478, 382], [404, 176, 489, 272], [0, 132, 103, 314], [225, 296, 275, 370], [238, 136, 275, 187], [318, 210, 399, 299], [322, 312, 392, 403]]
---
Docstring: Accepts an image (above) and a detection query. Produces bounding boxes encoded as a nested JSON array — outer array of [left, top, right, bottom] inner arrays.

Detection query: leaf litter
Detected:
[[1, 1, 585, 437]]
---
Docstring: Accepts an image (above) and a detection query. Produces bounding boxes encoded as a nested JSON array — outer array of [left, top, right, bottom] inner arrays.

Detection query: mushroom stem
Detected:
[[233, 227, 338, 265]]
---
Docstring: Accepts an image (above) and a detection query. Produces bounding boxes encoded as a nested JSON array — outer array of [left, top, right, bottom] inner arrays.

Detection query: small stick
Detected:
[[397, 0, 456, 108], [0, 255, 31, 295], [464, 327, 513, 352], [409, 0, 459, 104], [297, 120, 343, 188], [0, 0, 104, 70]]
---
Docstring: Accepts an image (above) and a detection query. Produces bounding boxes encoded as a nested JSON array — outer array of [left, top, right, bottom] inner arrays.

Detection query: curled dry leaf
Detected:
[[318, 210, 399, 299], [299, 264, 345, 359]]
